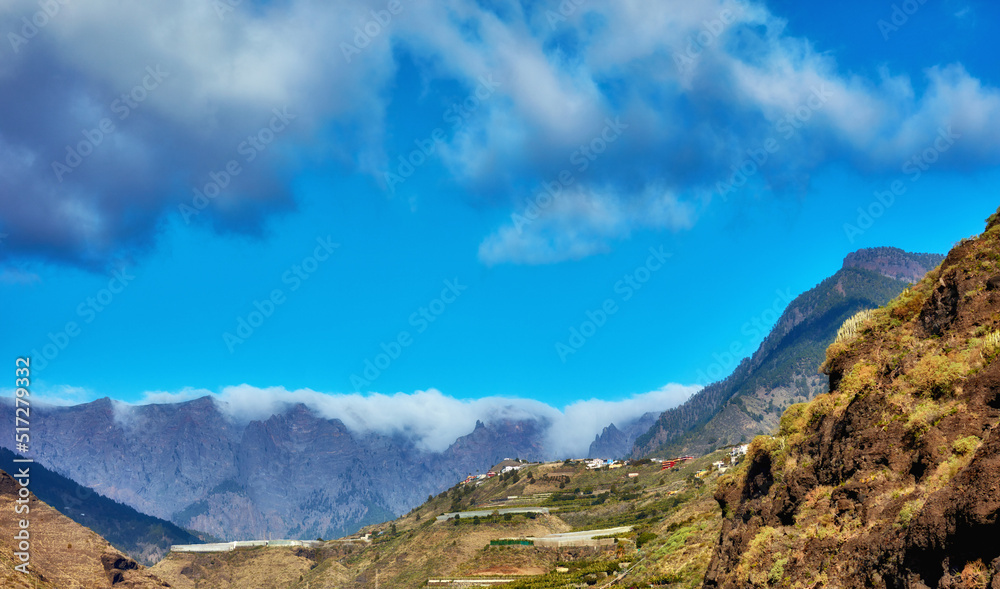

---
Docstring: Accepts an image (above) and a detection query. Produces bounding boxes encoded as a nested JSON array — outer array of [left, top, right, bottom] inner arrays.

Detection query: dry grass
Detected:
[[0, 471, 165, 589]]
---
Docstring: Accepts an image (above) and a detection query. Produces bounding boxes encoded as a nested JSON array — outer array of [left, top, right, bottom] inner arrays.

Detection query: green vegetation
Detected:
[[953, 435, 982, 456], [898, 499, 924, 527]]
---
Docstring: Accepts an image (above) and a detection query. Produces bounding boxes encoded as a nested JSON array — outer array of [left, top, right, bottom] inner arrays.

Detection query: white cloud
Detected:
[[5, 0, 1000, 267], [478, 186, 697, 265], [544, 384, 702, 458], [122, 383, 700, 457]]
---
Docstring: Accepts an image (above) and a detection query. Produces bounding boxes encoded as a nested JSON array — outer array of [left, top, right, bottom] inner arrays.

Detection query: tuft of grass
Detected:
[[768, 557, 788, 585], [897, 499, 924, 527], [952, 435, 981, 456]]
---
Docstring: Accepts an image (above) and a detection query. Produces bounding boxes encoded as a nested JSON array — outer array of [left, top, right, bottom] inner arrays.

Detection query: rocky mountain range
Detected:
[[630, 246, 944, 459], [3, 219, 998, 587], [0, 399, 550, 542], [0, 246, 944, 547]]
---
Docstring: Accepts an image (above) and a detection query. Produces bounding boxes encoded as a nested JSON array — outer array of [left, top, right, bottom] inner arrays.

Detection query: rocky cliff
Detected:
[[706, 208, 1000, 588], [843, 246, 946, 283]]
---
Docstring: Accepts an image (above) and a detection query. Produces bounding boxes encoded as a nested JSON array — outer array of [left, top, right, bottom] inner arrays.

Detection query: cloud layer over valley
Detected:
[[113, 383, 701, 457]]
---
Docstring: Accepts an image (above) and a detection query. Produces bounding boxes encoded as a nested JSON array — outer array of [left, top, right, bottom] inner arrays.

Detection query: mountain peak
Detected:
[[842, 246, 944, 283]]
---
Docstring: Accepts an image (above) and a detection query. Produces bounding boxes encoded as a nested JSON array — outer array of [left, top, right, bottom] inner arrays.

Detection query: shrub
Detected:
[[779, 403, 810, 438], [835, 309, 874, 344], [887, 288, 926, 321], [821, 340, 851, 372], [982, 330, 1000, 361], [953, 435, 982, 456], [838, 361, 878, 398], [961, 559, 990, 589], [635, 531, 657, 550], [768, 558, 788, 584], [907, 354, 967, 398]]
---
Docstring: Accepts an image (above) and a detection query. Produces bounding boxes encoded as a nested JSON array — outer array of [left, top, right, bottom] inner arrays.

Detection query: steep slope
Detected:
[[0, 447, 201, 565], [632, 247, 943, 459], [0, 469, 168, 588], [0, 399, 550, 542], [706, 208, 1000, 588]]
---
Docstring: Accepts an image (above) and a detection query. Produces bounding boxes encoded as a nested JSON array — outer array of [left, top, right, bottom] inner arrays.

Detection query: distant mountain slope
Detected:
[[706, 206, 1000, 588], [631, 247, 944, 459], [0, 469, 168, 588], [0, 400, 550, 542], [588, 411, 658, 459], [0, 448, 201, 565]]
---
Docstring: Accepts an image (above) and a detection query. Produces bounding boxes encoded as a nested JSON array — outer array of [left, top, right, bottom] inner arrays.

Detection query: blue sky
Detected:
[[1, 0, 999, 436]]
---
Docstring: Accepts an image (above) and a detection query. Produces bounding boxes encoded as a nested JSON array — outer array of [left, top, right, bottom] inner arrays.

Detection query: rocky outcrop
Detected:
[[705, 209, 1000, 589], [843, 246, 945, 283]]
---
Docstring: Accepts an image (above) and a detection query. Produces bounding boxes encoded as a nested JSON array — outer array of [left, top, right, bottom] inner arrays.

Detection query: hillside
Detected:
[[0, 469, 168, 588], [150, 453, 737, 588], [706, 208, 1000, 588], [0, 447, 201, 565], [632, 247, 944, 459]]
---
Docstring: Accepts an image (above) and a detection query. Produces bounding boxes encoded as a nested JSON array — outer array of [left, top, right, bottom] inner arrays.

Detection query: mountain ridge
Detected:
[[631, 247, 945, 459], [0, 398, 555, 542]]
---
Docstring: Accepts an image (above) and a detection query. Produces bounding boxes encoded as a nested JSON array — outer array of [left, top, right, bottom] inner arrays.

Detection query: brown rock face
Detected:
[[705, 208, 1000, 589]]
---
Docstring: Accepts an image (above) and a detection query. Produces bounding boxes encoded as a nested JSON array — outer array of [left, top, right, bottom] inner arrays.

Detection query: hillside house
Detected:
[[491, 459, 523, 473]]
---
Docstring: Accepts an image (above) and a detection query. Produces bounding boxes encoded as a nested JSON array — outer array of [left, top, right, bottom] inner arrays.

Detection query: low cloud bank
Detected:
[[137, 384, 700, 457]]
